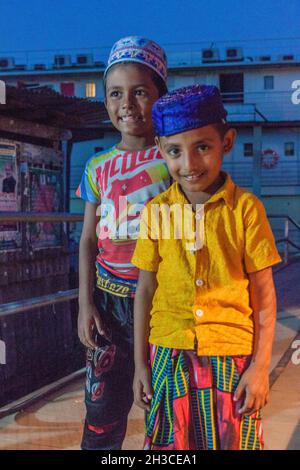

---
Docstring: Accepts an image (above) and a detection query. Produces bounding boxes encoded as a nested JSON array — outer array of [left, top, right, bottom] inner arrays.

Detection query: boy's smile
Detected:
[[105, 63, 160, 146], [156, 125, 236, 201]]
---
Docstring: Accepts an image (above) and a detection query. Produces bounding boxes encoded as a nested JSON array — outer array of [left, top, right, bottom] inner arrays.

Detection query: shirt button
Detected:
[[195, 213, 202, 220], [196, 309, 204, 317], [196, 279, 204, 287]]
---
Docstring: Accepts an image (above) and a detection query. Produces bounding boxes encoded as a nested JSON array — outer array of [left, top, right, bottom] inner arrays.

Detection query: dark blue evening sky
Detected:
[[0, 0, 299, 53]]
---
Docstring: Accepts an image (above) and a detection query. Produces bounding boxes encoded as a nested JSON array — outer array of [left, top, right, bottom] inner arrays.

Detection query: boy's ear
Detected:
[[223, 128, 237, 154], [155, 136, 161, 149]]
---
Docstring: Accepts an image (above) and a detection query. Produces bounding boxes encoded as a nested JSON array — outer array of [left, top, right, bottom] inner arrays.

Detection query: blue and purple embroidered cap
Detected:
[[104, 36, 168, 83], [152, 84, 228, 137]]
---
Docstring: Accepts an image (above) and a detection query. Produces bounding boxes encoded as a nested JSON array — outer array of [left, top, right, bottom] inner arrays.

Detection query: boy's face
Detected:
[[105, 63, 160, 139], [156, 125, 236, 195]]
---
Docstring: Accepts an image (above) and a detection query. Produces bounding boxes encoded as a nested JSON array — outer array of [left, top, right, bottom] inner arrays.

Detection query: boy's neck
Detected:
[[117, 132, 156, 151], [182, 173, 225, 209]]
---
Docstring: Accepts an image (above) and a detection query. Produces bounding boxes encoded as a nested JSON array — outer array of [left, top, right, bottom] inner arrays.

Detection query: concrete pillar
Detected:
[[253, 125, 262, 197]]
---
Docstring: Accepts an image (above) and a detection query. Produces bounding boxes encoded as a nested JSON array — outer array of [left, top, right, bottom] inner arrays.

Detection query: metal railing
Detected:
[[1, 36, 300, 68], [0, 212, 83, 223], [0, 211, 84, 252], [269, 214, 300, 265], [221, 160, 300, 187], [0, 289, 78, 318], [0, 212, 83, 320], [0, 212, 84, 417]]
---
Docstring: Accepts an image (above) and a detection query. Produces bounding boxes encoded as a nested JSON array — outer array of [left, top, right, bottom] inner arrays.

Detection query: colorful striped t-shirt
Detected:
[[76, 145, 170, 294]]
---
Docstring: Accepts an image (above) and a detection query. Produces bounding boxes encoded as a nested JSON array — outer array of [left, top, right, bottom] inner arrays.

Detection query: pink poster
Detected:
[[0, 142, 20, 250]]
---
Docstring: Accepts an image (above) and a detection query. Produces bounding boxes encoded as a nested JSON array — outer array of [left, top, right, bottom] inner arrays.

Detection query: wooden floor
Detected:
[[0, 379, 144, 450], [0, 355, 299, 450]]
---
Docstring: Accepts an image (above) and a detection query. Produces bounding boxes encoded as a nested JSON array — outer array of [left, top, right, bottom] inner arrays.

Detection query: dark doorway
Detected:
[[219, 73, 244, 103]]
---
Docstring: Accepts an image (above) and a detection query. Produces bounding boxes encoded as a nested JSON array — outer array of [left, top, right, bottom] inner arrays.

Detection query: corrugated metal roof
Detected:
[[1, 85, 111, 130]]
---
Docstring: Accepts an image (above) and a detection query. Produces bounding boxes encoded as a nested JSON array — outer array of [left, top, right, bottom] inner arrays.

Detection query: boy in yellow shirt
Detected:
[[132, 84, 281, 450]]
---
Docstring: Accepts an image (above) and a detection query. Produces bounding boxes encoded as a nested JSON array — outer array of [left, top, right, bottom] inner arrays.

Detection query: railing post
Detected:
[[284, 217, 289, 265], [252, 126, 262, 197]]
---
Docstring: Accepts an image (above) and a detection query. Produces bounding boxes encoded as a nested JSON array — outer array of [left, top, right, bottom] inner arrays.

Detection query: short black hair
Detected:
[[104, 62, 168, 99]]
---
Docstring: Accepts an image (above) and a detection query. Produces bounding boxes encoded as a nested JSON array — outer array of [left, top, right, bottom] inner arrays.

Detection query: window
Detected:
[[86, 82, 96, 98], [219, 73, 244, 103], [244, 143, 253, 157], [264, 76, 274, 90], [284, 142, 295, 156], [60, 82, 75, 97]]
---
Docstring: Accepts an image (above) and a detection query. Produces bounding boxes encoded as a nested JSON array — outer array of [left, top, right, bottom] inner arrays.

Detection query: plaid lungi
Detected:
[[144, 344, 264, 450]]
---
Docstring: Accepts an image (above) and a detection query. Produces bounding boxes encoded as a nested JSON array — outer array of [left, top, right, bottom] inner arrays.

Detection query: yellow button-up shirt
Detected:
[[132, 173, 281, 356]]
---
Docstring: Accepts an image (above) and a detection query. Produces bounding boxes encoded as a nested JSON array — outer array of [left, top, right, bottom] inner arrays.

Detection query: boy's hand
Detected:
[[133, 365, 153, 412], [234, 363, 270, 416], [78, 302, 107, 350]]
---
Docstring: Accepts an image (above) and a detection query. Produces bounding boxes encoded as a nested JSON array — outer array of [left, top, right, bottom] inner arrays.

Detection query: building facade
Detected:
[[1, 44, 299, 247]]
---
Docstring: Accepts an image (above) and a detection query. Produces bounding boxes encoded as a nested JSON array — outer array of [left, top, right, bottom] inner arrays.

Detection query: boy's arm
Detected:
[[234, 266, 277, 415], [78, 201, 106, 349], [249, 266, 277, 370], [133, 269, 157, 411]]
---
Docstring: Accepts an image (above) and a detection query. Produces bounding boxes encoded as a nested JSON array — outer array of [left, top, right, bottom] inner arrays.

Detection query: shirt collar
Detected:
[[171, 172, 235, 210], [206, 172, 235, 210]]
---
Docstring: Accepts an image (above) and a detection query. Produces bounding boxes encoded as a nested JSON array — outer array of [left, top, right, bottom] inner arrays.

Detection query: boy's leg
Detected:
[[81, 289, 134, 450], [207, 355, 264, 450], [144, 345, 195, 450], [144, 350, 264, 450]]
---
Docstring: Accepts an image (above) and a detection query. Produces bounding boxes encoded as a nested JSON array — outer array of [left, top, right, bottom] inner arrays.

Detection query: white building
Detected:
[[1, 44, 299, 248]]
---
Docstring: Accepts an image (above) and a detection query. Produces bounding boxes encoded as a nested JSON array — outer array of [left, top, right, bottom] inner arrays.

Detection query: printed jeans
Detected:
[[81, 288, 134, 450]]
